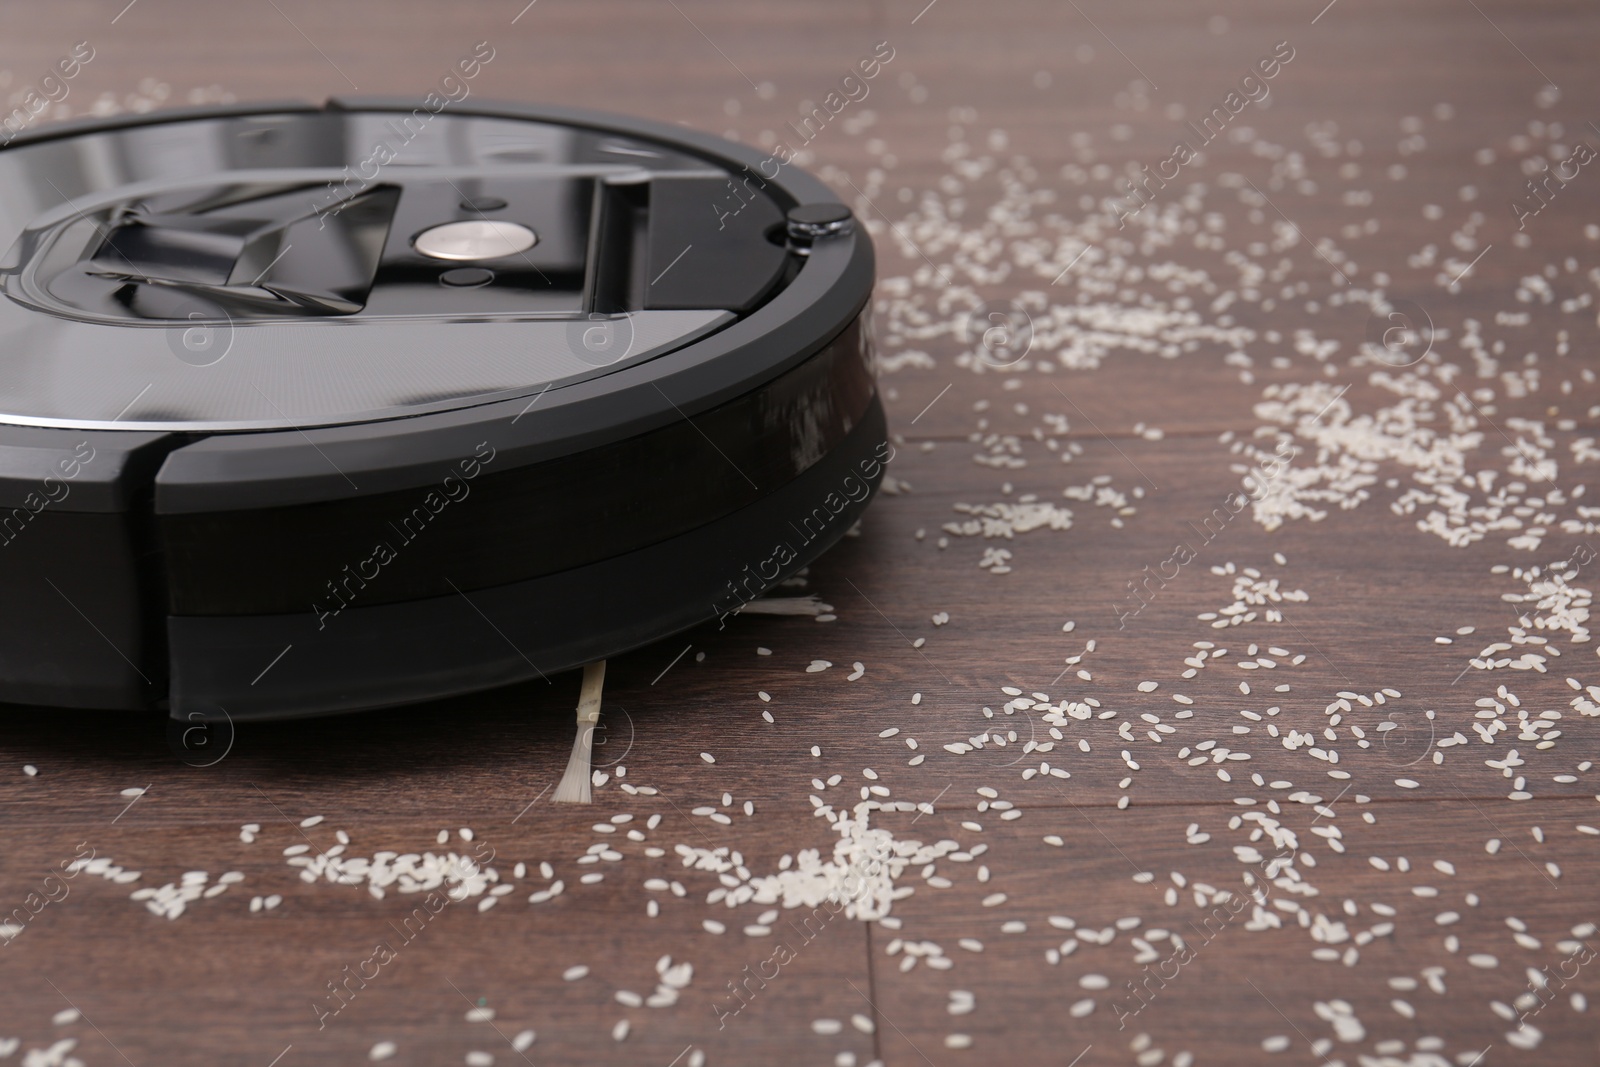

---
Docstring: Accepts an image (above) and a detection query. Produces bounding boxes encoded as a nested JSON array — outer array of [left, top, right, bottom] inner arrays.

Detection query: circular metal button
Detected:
[[786, 202, 855, 241], [413, 220, 537, 261]]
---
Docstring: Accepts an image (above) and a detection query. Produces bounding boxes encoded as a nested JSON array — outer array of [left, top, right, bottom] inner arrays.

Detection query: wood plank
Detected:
[[867, 803, 1600, 1066], [2, 0, 1599, 1064]]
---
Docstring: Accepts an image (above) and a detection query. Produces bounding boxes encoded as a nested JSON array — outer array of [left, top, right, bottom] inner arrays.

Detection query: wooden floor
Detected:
[[2, 1, 1599, 1064]]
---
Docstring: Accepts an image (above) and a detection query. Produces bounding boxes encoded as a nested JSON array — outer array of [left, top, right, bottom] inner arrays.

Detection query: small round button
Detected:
[[413, 220, 537, 261], [786, 203, 855, 241], [459, 196, 509, 213], [439, 267, 495, 288]]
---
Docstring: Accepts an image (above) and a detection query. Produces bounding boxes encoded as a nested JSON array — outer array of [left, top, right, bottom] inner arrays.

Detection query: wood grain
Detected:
[[2, 1, 1599, 1064]]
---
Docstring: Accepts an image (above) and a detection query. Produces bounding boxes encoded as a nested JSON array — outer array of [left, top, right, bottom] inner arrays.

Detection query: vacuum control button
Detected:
[[413, 220, 537, 261]]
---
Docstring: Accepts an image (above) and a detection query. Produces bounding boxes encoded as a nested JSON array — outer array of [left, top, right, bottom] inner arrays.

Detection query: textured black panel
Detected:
[[160, 316, 873, 617]]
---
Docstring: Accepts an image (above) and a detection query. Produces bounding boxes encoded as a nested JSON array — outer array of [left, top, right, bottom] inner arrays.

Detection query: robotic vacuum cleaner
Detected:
[[0, 98, 884, 720]]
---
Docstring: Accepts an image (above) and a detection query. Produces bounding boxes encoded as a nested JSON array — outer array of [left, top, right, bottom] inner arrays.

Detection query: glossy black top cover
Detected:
[[0, 106, 796, 431]]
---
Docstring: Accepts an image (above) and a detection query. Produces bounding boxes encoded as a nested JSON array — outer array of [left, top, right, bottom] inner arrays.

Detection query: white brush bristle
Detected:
[[738, 595, 833, 617], [553, 728, 593, 804], [553, 661, 606, 804]]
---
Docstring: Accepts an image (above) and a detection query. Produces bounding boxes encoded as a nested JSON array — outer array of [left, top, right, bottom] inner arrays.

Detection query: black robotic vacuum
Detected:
[[0, 99, 884, 720]]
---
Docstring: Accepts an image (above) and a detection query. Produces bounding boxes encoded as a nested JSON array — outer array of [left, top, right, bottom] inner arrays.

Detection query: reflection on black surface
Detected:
[[0, 109, 781, 429]]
